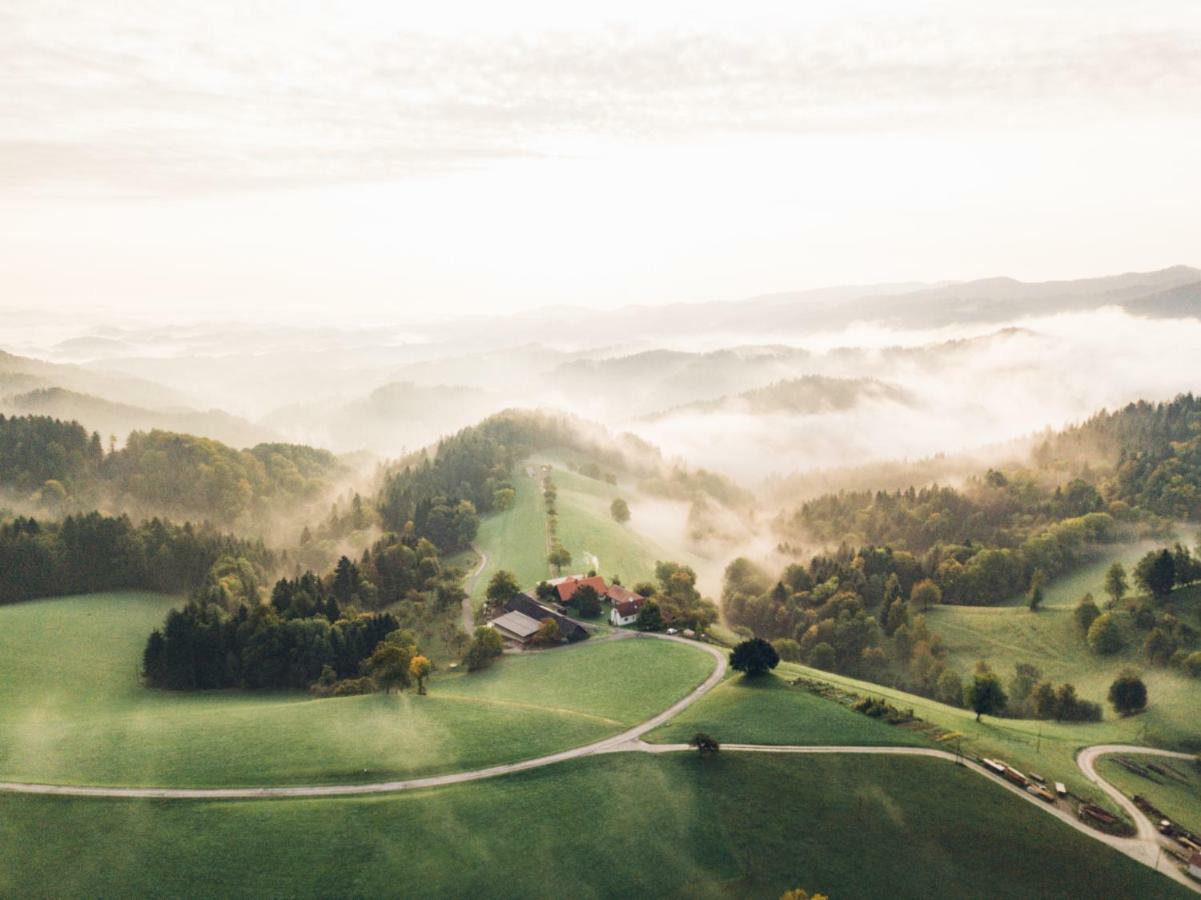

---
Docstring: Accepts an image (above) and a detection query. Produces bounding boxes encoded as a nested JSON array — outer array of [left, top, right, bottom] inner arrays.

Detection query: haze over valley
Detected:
[[5, 3, 1201, 898]]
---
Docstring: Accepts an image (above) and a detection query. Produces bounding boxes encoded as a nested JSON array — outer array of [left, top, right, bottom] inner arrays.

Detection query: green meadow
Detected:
[[649, 671, 929, 748], [1, 753, 1184, 899], [470, 447, 710, 600], [926, 561, 1201, 760], [0, 593, 713, 788], [1096, 752, 1201, 835]]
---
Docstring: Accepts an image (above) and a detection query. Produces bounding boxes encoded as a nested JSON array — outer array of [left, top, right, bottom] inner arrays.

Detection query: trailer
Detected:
[[1026, 784, 1056, 804], [1054, 782, 1067, 798], [1002, 766, 1030, 789], [981, 759, 1006, 776]]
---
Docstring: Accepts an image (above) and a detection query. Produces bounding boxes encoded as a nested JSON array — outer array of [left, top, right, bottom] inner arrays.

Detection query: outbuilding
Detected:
[[488, 610, 544, 645]]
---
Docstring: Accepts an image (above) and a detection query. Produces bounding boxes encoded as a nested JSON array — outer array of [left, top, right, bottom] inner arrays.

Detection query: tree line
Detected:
[[0, 512, 273, 605], [0, 414, 342, 528]]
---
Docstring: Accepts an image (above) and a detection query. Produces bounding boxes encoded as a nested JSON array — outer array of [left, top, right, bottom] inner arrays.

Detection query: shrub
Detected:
[[773, 638, 803, 662], [1087, 613, 1123, 655], [1183, 651, 1201, 678]]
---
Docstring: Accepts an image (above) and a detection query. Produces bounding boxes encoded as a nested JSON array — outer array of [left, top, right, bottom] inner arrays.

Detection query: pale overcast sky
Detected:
[[2, 0, 1199, 322]]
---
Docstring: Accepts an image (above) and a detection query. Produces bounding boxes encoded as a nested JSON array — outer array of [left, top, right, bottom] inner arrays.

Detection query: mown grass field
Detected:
[[649, 672, 930, 748], [1, 753, 1184, 899], [0, 593, 713, 788], [1097, 752, 1201, 835]]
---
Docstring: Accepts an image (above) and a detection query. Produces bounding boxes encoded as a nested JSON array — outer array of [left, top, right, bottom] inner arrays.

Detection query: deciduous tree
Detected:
[[730, 638, 780, 677], [1108, 669, 1148, 716], [964, 671, 1008, 721]]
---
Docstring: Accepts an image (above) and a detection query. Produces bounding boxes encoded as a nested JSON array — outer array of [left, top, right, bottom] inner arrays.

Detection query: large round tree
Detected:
[[1108, 669, 1148, 717], [730, 638, 780, 677]]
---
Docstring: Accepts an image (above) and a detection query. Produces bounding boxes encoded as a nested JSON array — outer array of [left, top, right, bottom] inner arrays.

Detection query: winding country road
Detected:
[[460, 544, 488, 632], [0, 634, 1196, 892]]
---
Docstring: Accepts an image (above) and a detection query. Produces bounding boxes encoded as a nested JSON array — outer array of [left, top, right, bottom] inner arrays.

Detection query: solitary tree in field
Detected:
[[730, 638, 780, 677], [548, 545, 572, 574], [409, 655, 432, 695], [689, 732, 720, 755], [1104, 562, 1128, 608], [1108, 669, 1148, 716], [963, 671, 1008, 721], [1027, 570, 1046, 612], [610, 497, 630, 523], [486, 570, 520, 609]]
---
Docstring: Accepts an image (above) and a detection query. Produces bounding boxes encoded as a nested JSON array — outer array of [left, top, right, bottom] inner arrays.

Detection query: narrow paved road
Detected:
[[1076, 744, 1200, 893], [460, 544, 488, 632], [0, 634, 727, 801], [0, 637, 1196, 893]]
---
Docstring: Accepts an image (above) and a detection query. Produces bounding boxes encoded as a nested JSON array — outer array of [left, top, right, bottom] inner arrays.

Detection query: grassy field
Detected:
[[1, 753, 1184, 899], [993, 539, 1163, 609], [468, 463, 551, 599], [1097, 752, 1201, 835], [927, 560, 1201, 759], [0, 593, 713, 788], [649, 672, 930, 748], [767, 660, 1183, 807], [470, 447, 710, 600]]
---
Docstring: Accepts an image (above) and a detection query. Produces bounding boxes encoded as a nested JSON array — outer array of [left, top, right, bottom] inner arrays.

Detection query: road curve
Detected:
[[1076, 744, 1200, 893], [0, 640, 1196, 893], [0, 633, 727, 801]]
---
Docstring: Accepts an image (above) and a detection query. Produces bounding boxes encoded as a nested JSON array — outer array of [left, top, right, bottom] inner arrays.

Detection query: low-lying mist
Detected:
[[628, 308, 1201, 487]]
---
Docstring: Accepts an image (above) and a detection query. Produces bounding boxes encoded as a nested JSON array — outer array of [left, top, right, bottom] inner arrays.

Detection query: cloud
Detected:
[[3, 1, 1199, 192], [629, 309, 1201, 484]]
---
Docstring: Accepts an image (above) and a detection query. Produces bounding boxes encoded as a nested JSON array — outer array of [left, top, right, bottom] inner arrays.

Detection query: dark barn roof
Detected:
[[505, 593, 589, 642]]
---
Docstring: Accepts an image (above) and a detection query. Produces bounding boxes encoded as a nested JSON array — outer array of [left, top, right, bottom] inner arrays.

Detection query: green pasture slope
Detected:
[[763, 660, 1192, 808], [2, 754, 1184, 899], [1097, 752, 1201, 835], [470, 447, 709, 600], [649, 672, 929, 748], [0, 593, 712, 788], [927, 565, 1201, 757]]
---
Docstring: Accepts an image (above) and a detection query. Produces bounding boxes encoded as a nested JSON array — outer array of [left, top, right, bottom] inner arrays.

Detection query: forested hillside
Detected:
[[0, 513, 272, 605], [0, 414, 344, 528], [1037, 393, 1201, 519]]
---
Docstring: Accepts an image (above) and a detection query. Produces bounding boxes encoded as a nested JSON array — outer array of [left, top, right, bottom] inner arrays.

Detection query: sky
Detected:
[[2, 0, 1200, 323]]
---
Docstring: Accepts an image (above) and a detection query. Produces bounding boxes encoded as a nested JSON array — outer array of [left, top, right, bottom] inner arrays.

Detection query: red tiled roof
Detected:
[[613, 597, 644, 617], [555, 575, 608, 603], [606, 584, 643, 605]]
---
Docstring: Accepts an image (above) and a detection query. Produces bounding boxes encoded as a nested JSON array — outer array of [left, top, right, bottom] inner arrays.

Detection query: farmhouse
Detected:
[[505, 593, 589, 642], [607, 584, 645, 626], [553, 575, 609, 605]]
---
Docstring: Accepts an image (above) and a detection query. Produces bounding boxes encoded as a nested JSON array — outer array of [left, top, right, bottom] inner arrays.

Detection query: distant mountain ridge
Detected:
[[643, 375, 915, 421], [3, 387, 279, 449]]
